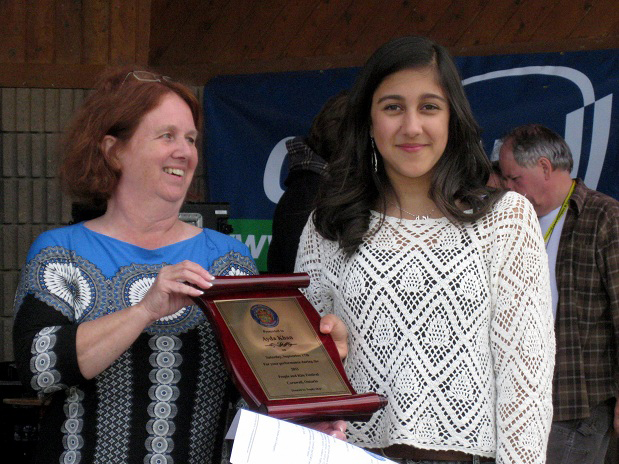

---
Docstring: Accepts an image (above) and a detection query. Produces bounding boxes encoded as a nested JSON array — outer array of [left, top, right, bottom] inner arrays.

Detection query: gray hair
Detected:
[[503, 124, 573, 172]]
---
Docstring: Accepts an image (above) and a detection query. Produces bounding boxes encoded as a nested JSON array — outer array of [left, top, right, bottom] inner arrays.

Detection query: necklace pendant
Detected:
[[388, 200, 435, 220]]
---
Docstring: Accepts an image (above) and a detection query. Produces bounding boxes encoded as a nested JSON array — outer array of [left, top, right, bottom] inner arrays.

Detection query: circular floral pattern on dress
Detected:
[[149, 453, 167, 464], [124, 274, 156, 307], [155, 352, 177, 369], [64, 434, 81, 450], [154, 402, 172, 419], [39, 326, 57, 335], [35, 335, 52, 353], [114, 264, 204, 334], [62, 450, 78, 464], [152, 419, 170, 436], [34, 353, 51, 372], [155, 336, 175, 352], [64, 418, 80, 434], [35, 371, 55, 389], [150, 437, 169, 453], [67, 402, 80, 418], [210, 251, 257, 277], [155, 368, 175, 385], [30, 249, 107, 322], [154, 385, 173, 402]]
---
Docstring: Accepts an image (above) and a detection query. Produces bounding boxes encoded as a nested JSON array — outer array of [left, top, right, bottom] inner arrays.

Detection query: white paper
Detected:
[[227, 409, 395, 464]]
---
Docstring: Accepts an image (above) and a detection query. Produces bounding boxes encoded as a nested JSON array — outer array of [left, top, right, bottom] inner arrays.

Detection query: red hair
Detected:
[[59, 67, 202, 205]]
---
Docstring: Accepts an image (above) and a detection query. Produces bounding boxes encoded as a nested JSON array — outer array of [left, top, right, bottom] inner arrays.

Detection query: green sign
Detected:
[[229, 219, 273, 272]]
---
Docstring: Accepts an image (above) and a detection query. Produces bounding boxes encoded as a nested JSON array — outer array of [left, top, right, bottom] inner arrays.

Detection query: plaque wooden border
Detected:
[[192, 273, 387, 422]]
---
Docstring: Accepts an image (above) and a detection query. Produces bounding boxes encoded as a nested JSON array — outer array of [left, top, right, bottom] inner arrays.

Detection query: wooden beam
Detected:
[[136, 0, 152, 65], [55, 0, 83, 64], [156, 36, 619, 86], [1, 36, 617, 88], [0, 63, 105, 88], [83, 0, 111, 64], [451, 37, 619, 56]]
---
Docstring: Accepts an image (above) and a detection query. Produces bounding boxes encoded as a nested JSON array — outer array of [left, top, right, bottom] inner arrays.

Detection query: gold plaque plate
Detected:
[[215, 297, 351, 400]]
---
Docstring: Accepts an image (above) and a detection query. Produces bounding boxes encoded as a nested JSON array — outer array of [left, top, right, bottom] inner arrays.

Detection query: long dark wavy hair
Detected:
[[313, 36, 505, 255]]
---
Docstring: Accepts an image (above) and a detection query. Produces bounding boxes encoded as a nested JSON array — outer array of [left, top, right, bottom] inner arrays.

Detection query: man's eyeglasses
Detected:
[[121, 71, 173, 87]]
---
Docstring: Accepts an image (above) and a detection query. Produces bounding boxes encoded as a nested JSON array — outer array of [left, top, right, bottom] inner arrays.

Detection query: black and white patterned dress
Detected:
[[13, 223, 258, 464]]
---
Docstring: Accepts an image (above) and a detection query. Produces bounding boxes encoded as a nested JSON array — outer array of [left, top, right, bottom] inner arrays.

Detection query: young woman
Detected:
[[295, 36, 555, 464]]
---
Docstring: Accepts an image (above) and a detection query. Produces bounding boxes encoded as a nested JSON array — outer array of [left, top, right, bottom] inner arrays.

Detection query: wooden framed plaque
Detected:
[[192, 273, 387, 422]]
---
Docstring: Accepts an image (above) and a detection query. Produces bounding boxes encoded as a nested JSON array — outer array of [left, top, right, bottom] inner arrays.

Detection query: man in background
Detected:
[[499, 123, 619, 464]]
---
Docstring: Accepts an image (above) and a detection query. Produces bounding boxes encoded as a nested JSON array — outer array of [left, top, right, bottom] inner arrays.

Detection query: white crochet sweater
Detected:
[[295, 192, 555, 463]]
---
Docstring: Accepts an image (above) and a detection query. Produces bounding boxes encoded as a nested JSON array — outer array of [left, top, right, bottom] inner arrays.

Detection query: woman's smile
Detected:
[[370, 66, 450, 190]]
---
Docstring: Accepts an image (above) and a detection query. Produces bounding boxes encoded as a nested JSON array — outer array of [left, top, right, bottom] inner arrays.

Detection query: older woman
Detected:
[[296, 37, 555, 464], [13, 68, 344, 464]]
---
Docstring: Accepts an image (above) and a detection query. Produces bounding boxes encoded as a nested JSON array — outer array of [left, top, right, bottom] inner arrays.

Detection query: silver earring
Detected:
[[370, 137, 378, 173]]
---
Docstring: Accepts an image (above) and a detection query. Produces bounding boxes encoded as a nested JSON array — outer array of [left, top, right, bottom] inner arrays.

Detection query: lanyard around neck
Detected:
[[543, 180, 576, 245]]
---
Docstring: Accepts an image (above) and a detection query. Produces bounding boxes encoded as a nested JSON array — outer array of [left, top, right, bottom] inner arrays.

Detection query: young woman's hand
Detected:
[[305, 420, 347, 440], [319, 314, 348, 360]]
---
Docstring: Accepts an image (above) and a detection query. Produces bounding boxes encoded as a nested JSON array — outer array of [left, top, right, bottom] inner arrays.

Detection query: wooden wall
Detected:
[[0, 0, 618, 88], [0, 0, 151, 88], [149, 0, 619, 85]]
